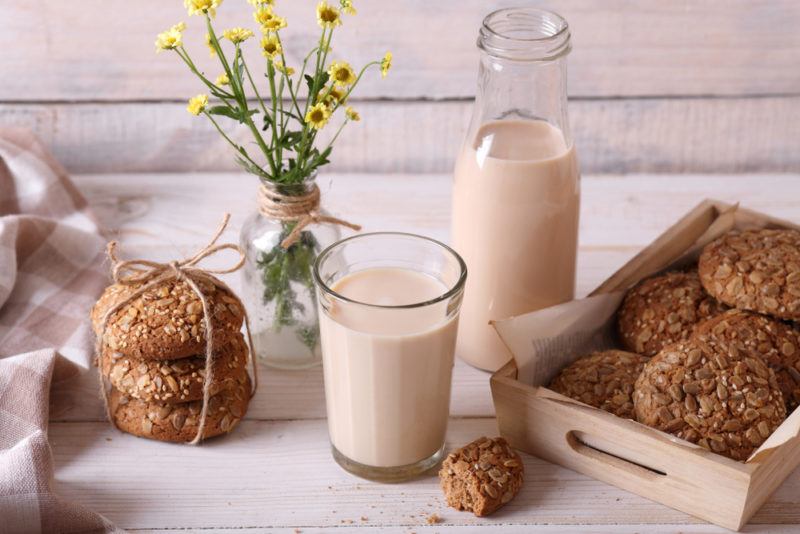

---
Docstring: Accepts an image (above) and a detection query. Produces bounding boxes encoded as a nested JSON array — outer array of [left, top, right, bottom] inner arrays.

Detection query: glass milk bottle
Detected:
[[452, 8, 580, 371]]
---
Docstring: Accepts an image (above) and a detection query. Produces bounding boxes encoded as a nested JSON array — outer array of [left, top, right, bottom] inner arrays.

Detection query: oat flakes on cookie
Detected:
[[109, 376, 251, 442], [548, 350, 647, 419], [100, 332, 250, 404], [618, 270, 725, 356], [693, 309, 800, 412], [698, 228, 800, 321], [439, 436, 523, 517], [92, 279, 244, 360], [633, 339, 786, 461]]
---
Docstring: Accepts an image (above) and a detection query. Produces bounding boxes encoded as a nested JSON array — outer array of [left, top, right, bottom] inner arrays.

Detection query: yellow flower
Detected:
[[380, 51, 392, 78], [305, 102, 331, 129], [345, 106, 360, 121], [340, 0, 356, 15], [274, 61, 295, 76], [223, 27, 254, 44], [254, 6, 286, 31], [215, 73, 230, 86], [328, 86, 346, 103], [187, 94, 209, 116], [205, 33, 217, 57], [318, 85, 346, 105], [155, 22, 186, 52], [263, 14, 287, 31], [184, 0, 223, 18], [316, 1, 341, 28], [247, 0, 273, 5], [328, 61, 356, 87], [260, 35, 282, 59]]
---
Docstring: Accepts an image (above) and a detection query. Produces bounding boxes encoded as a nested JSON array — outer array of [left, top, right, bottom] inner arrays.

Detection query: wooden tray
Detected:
[[490, 199, 800, 531]]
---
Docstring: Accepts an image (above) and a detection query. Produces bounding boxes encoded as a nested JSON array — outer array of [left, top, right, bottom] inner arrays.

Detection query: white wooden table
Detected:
[[51, 172, 800, 533]]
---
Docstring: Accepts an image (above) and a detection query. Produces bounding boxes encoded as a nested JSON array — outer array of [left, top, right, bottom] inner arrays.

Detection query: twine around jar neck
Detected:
[[257, 182, 361, 249]]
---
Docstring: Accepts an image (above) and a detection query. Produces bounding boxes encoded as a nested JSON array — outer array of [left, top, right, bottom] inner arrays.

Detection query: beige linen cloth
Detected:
[[0, 131, 121, 533]]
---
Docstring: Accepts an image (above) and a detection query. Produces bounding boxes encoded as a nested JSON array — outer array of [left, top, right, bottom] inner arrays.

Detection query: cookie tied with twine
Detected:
[[95, 214, 258, 445], [258, 182, 361, 248]]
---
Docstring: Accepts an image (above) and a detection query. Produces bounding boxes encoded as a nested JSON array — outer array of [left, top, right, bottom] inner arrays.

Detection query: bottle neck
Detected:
[[470, 8, 572, 146], [261, 172, 318, 198]]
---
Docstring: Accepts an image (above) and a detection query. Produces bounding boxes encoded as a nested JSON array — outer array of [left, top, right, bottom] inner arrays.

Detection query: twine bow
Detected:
[[258, 183, 361, 248], [97, 214, 258, 445]]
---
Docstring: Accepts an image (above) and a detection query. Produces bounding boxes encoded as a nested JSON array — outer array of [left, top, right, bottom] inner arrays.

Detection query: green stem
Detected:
[[202, 111, 262, 170], [206, 16, 277, 175], [241, 47, 269, 117], [266, 60, 281, 167], [297, 27, 334, 175], [276, 33, 304, 119], [175, 47, 234, 102]]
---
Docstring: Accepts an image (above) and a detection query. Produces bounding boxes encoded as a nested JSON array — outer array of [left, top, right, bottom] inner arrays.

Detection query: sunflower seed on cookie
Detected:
[[439, 436, 523, 517], [548, 350, 647, 419], [92, 278, 244, 360], [693, 309, 800, 412], [633, 339, 786, 461], [618, 270, 725, 356], [698, 228, 800, 321]]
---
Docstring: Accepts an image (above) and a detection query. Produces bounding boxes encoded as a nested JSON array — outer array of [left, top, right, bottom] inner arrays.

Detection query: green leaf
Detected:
[[304, 74, 315, 96], [207, 105, 242, 120], [279, 130, 303, 148]]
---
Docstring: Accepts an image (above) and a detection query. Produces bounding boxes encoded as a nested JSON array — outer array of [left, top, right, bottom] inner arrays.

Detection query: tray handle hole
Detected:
[[566, 430, 667, 479]]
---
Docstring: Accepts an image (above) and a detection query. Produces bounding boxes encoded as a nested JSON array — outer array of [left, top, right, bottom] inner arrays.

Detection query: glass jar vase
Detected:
[[240, 174, 341, 369]]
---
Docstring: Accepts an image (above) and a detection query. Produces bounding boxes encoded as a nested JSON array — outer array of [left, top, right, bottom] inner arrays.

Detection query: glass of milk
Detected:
[[313, 232, 467, 481]]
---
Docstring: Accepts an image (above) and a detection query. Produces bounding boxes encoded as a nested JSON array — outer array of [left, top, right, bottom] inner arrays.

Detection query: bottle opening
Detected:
[[479, 7, 571, 61]]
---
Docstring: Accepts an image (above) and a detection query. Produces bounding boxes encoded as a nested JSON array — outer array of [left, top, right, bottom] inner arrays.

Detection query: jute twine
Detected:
[[258, 183, 361, 248], [96, 214, 258, 445]]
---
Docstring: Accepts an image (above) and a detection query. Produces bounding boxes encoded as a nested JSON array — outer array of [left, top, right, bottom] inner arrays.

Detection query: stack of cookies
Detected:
[[91, 277, 252, 443], [548, 227, 800, 461]]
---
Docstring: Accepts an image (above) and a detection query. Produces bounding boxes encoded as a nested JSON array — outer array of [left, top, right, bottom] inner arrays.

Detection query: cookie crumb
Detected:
[[426, 513, 442, 524], [360, 516, 368, 522]]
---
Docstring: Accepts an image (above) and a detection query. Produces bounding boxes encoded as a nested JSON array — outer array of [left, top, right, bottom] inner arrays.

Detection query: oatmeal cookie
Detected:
[[100, 332, 250, 404], [109, 376, 251, 442], [698, 228, 800, 321], [92, 278, 244, 360], [633, 339, 786, 461], [694, 309, 800, 412], [439, 436, 524, 517], [548, 350, 648, 419], [618, 270, 724, 356]]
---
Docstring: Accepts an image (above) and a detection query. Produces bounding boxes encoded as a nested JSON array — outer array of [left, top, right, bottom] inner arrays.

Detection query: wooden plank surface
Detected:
[[4, 1, 799, 101], [4, 96, 799, 174], [49, 172, 800, 531], [49, 418, 800, 532]]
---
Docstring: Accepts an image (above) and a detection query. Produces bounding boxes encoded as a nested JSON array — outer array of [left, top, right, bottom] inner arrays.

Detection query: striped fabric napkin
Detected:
[[0, 131, 121, 533]]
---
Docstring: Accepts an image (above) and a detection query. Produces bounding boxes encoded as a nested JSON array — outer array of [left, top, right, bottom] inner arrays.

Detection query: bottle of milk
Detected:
[[452, 8, 580, 371]]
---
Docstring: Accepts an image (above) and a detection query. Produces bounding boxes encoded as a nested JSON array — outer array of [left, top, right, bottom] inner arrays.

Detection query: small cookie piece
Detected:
[[439, 436, 523, 517], [92, 278, 244, 360], [548, 350, 648, 419], [634, 340, 786, 461], [109, 377, 251, 443], [618, 270, 725, 356], [101, 333, 250, 404], [698, 228, 800, 321], [694, 309, 800, 412]]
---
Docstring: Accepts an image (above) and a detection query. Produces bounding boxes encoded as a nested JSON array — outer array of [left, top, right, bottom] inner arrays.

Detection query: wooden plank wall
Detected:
[[2, 0, 799, 174]]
